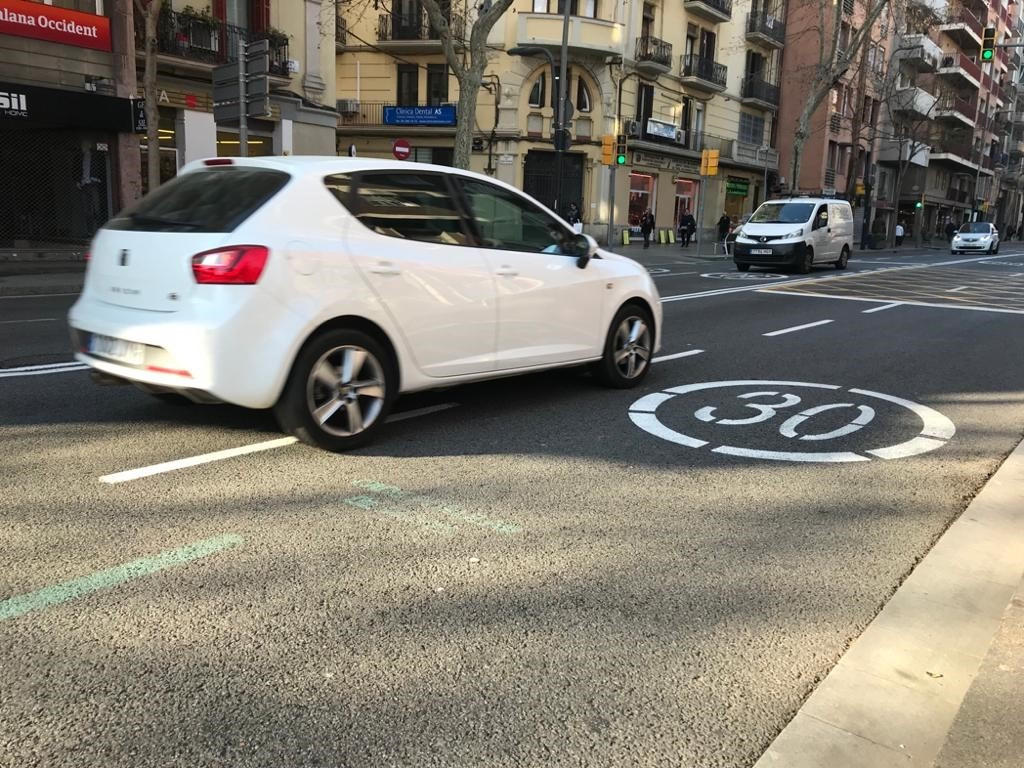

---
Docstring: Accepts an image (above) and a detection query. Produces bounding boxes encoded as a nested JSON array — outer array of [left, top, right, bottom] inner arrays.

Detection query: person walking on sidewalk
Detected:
[[945, 219, 957, 243], [717, 213, 731, 255], [895, 221, 905, 247], [640, 209, 655, 249], [678, 209, 696, 247]]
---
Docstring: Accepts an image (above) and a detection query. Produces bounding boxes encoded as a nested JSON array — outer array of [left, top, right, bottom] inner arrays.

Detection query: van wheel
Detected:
[[736, 263, 750, 272], [594, 303, 654, 388], [834, 247, 849, 270], [274, 329, 395, 452], [797, 247, 813, 274]]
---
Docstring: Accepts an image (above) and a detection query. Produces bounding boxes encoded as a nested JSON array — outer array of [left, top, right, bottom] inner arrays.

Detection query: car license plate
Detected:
[[751, 248, 773, 255], [88, 334, 145, 366]]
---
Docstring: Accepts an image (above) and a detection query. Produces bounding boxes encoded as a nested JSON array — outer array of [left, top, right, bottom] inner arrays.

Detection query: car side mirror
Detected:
[[572, 233, 599, 268]]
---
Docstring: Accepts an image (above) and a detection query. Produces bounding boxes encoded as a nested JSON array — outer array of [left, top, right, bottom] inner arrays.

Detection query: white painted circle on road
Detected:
[[647, 267, 671, 274], [629, 380, 955, 463], [700, 272, 788, 281]]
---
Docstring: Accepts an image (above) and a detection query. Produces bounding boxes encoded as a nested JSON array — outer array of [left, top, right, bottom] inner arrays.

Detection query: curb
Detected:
[[754, 436, 1024, 767]]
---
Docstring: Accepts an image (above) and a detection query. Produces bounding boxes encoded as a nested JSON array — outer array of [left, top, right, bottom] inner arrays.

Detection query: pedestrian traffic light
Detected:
[[982, 26, 996, 61], [601, 134, 614, 165], [615, 134, 628, 165]]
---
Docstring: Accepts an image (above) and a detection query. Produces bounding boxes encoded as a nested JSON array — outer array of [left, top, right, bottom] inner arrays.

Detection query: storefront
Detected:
[[0, 81, 139, 248]]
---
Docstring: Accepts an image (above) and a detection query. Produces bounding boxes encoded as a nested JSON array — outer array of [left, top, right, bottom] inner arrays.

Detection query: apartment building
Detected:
[[334, 0, 784, 243]]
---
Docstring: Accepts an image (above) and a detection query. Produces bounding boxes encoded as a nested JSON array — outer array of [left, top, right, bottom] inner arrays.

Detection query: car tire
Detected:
[[274, 328, 395, 452], [995, 242, 1000, 254], [736, 263, 751, 272], [594, 303, 654, 389], [834, 247, 849, 270], [951, 250, 958, 255], [797, 247, 813, 274]]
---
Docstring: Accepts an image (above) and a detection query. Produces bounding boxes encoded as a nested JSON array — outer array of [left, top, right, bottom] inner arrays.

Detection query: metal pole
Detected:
[[554, 0, 571, 215], [762, 146, 769, 204], [238, 38, 248, 158], [695, 162, 706, 258]]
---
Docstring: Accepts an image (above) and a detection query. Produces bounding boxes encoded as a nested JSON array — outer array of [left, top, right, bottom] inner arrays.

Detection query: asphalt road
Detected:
[[2, 246, 1024, 768]]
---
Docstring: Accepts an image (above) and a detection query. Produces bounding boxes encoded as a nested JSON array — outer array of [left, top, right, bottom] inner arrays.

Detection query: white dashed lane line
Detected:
[[862, 303, 903, 314], [652, 349, 705, 363], [0, 318, 57, 325], [0, 362, 89, 379], [762, 320, 834, 337]]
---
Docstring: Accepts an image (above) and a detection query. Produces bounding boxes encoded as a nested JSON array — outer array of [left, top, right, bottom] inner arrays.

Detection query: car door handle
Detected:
[[369, 261, 400, 275], [495, 266, 519, 277]]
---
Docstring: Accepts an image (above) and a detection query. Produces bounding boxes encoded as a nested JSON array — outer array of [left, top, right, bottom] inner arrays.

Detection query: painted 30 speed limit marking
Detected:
[[629, 380, 955, 463]]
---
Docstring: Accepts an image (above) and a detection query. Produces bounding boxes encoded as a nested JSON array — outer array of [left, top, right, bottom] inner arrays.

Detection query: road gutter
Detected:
[[754, 436, 1024, 767]]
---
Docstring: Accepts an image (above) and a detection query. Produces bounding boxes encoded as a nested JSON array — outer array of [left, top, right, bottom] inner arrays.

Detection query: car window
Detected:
[[457, 178, 572, 254], [829, 204, 850, 223], [815, 205, 829, 228], [345, 172, 471, 246], [105, 167, 290, 233]]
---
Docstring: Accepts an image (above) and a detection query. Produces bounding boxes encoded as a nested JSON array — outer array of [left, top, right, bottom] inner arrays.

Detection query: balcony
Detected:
[[877, 140, 930, 167], [745, 13, 785, 49], [377, 11, 465, 52], [946, 186, 973, 204], [938, 7, 983, 50], [136, 9, 290, 78], [930, 142, 981, 171], [728, 140, 779, 170], [893, 34, 943, 73], [829, 112, 842, 133], [741, 76, 780, 110], [338, 101, 457, 130], [680, 53, 727, 93], [516, 13, 625, 58], [893, 86, 937, 119], [934, 94, 977, 127], [937, 52, 982, 90], [684, 0, 731, 24], [635, 35, 672, 77]]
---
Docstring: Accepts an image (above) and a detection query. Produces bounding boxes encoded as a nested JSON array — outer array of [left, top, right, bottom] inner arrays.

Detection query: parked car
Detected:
[[68, 157, 662, 451], [951, 222, 999, 254], [732, 197, 854, 273]]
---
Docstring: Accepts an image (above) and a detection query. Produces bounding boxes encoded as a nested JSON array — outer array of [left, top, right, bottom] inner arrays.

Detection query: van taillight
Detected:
[[191, 246, 269, 285]]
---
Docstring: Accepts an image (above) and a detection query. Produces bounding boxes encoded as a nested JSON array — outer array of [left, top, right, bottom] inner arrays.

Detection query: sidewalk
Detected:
[[0, 250, 87, 297], [755, 437, 1024, 768]]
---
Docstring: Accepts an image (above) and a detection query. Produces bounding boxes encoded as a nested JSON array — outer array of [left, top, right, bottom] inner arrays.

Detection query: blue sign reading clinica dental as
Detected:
[[383, 105, 457, 126]]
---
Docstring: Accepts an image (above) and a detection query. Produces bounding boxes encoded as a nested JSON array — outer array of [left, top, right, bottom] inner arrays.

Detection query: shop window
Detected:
[[216, 130, 273, 157], [673, 178, 698, 228], [628, 172, 655, 228]]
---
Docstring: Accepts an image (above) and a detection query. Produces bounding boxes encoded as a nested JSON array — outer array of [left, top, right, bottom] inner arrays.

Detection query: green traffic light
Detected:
[[616, 155, 627, 165], [982, 49, 994, 61]]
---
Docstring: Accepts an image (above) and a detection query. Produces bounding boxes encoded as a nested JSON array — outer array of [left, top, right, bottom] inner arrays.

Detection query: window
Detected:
[[699, 29, 716, 60], [636, 83, 654, 126], [814, 205, 829, 228], [345, 172, 470, 245], [528, 73, 546, 107], [746, 50, 766, 79], [107, 168, 290, 233], [827, 141, 840, 171], [628, 172, 655, 227], [427, 64, 448, 105], [576, 77, 592, 113], [457, 179, 571, 254], [738, 112, 765, 145], [397, 64, 419, 105]]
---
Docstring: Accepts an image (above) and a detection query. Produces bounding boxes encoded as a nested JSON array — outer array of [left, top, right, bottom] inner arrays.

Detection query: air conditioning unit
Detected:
[[625, 119, 641, 137], [337, 99, 361, 115], [675, 129, 686, 144]]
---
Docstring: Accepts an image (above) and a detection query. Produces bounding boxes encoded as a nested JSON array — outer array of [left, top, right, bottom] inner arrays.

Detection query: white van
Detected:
[[732, 197, 855, 273]]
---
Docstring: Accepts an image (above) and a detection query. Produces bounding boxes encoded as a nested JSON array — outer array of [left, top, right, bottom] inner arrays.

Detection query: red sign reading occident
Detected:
[[0, 0, 111, 52]]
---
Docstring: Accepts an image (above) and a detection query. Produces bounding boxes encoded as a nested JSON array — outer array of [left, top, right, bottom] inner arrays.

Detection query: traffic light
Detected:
[[982, 26, 996, 61], [601, 134, 614, 165], [615, 134, 628, 165], [915, 200, 923, 209], [701, 149, 720, 176]]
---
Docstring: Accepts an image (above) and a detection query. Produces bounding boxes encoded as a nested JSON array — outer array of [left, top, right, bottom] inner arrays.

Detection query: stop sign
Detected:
[[392, 138, 411, 160]]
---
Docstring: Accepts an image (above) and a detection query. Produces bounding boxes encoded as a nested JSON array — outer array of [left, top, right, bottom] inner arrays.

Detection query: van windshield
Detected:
[[749, 203, 815, 224]]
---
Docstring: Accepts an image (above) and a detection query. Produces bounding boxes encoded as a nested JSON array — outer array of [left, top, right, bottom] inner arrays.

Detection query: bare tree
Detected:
[[421, 0, 514, 169], [133, 0, 162, 192], [788, 0, 891, 188]]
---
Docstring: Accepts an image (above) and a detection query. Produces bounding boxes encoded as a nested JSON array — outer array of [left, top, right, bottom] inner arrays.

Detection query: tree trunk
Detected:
[[844, 45, 870, 202], [143, 2, 161, 192], [453, 67, 483, 170]]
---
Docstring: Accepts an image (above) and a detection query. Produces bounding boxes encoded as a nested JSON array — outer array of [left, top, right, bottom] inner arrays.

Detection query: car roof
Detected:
[[761, 198, 851, 206], [178, 155, 482, 180]]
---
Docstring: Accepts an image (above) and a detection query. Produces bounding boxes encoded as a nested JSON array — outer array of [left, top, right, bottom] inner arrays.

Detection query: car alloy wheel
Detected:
[[306, 345, 386, 438], [595, 304, 654, 388]]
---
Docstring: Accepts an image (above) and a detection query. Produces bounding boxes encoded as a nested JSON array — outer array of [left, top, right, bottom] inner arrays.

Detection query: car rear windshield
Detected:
[[105, 167, 290, 233], [749, 203, 815, 224], [959, 222, 991, 234]]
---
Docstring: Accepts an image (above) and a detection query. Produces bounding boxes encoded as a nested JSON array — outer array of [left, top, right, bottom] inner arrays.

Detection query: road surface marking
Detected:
[[862, 303, 903, 314], [763, 320, 834, 337], [0, 362, 89, 379], [651, 271, 698, 277], [759, 290, 1024, 315], [947, 286, 969, 292], [0, 317, 56, 325], [0, 293, 79, 300], [0, 534, 243, 621], [653, 349, 704, 363]]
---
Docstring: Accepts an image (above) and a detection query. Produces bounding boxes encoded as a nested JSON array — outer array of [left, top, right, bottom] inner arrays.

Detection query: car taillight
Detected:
[[191, 246, 269, 285]]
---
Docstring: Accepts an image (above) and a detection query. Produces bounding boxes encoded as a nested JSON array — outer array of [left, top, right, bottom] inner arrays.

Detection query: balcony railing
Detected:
[[741, 76, 780, 106], [684, 0, 732, 19], [932, 142, 976, 160], [635, 35, 672, 69], [942, 7, 983, 40], [681, 53, 727, 88], [936, 94, 978, 121], [137, 9, 290, 76], [377, 11, 465, 42], [829, 113, 841, 133], [746, 12, 785, 45], [939, 52, 982, 82]]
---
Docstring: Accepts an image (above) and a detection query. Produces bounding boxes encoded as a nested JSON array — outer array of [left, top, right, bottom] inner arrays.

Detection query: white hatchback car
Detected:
[[951, 222, 999, 254], [69, 157, 662, 451]]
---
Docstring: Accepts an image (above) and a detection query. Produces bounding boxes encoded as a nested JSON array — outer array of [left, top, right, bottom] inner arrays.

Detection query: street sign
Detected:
[[393, 138, 411, 160], [212, 41, 271, 125]]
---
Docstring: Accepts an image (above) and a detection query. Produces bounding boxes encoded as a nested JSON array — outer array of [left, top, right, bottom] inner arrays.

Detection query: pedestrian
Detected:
[[895, 220, 905, 247], [640, 209, 655, 249], [566, 202, 583, 234], [678, 208, 696, 247], [945, 219, 957, 243], [1008, 224, 1016, 241], [717, 213, 731, 254]]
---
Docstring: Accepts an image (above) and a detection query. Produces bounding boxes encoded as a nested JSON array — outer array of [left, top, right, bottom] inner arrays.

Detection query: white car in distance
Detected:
[[69, 157, 662, 451]]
